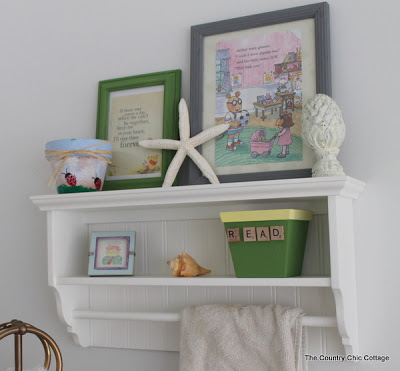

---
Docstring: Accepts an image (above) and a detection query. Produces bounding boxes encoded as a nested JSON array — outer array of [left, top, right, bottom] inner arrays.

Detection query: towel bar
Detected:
[[73, 310, 337, 328]]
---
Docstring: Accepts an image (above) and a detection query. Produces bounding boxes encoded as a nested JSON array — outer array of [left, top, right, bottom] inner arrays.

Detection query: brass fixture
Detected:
[[0, 319, 63, 371]]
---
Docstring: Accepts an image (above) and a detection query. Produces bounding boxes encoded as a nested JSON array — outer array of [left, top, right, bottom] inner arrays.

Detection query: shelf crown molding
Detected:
[[31, 176, 365, 211]]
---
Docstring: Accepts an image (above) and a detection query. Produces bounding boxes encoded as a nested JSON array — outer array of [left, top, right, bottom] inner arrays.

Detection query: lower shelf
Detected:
[[57, 275, 331, 287], [56, 275, 340, 352]]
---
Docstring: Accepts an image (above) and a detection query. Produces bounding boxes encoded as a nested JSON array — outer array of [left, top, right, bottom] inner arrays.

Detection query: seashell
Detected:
[[167, 252, 211, 277]]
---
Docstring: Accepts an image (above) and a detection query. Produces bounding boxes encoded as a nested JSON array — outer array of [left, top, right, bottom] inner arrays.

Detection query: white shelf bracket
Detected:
[[328, 195, 359, 355]]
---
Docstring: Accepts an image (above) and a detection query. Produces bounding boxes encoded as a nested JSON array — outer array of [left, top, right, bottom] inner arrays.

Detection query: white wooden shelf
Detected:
[[31, 176, 365, 355], [31, 176, 364, 211], [57, 275, 331, 287]]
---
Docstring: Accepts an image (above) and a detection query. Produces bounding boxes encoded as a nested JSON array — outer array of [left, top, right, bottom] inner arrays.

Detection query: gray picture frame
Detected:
[[186, 2, 331, 185]]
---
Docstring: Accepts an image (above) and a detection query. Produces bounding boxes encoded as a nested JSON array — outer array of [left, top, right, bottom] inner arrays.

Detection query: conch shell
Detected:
[[167, 252, 211, 277]]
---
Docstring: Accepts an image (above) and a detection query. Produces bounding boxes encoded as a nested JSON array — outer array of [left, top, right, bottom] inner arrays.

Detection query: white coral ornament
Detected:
[[139, 99, 229, 187], [303, 94, 346, 177]]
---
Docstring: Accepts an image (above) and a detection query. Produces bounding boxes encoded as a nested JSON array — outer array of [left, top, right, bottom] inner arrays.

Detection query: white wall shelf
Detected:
[[31, 176, 364, 355], [57, 276, 332, 287]]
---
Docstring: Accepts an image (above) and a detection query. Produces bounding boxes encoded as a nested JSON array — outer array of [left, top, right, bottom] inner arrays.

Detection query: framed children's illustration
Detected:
[[88, 231, 136, 276], [187, 3, 331, 185], [96, 70, 181, 190]]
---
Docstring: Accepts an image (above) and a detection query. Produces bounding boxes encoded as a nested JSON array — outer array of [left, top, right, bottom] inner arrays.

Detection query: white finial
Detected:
[[303, 94, 346, 177]]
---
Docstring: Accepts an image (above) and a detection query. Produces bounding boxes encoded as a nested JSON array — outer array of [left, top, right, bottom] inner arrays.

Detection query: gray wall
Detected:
[[0, 0, 398, 370]]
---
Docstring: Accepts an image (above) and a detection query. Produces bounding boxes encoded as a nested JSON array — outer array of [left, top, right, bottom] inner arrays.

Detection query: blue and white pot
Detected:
[[45, 139, 112, 194]]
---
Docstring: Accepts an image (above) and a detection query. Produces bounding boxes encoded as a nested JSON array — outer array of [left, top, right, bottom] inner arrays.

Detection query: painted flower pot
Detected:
[[45, 139, 112, 194]]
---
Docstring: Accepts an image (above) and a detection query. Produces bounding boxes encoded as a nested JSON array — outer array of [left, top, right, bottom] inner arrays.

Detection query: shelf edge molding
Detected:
[[57, 276, 332, 287], [31, 176, 365, 211]]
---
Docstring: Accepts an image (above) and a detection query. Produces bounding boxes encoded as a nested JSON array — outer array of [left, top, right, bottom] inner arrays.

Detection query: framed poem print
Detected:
[[88, 231, 136, 276], [188, 3, 331, 185], [96, 69, 181, 190]]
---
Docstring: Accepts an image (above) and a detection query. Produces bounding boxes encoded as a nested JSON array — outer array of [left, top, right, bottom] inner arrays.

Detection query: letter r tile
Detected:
[[226, 228, 241, 242]]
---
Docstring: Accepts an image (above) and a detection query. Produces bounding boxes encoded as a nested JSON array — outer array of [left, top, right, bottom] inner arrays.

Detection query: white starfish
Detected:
[[139, 98, 229, 187]]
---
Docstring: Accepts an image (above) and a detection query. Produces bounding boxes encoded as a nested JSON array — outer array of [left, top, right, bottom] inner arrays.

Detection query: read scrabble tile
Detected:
[[270, 226, 285, 240], [226, 228, 241, 242], [243, 227, 257, 242], [256, 227, 270, 241]]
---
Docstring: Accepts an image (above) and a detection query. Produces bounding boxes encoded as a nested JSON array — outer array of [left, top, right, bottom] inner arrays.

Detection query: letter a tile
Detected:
[[256, 227, 270, 241]]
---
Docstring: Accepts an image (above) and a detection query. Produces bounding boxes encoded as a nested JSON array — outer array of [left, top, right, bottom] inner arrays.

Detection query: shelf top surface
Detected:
[[57, 275, 332, 287], [31, 176, 365, 211]]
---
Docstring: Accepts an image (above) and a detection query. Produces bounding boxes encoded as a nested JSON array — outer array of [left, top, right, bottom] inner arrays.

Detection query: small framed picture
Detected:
[[88, 231, 135, 276]]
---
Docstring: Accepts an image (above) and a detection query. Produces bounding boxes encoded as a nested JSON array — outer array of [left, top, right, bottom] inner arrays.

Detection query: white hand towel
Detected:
[[179, 304, 306, 371]]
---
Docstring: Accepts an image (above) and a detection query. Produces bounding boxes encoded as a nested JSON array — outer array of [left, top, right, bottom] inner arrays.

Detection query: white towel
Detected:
[[179, 304, 307, 371]]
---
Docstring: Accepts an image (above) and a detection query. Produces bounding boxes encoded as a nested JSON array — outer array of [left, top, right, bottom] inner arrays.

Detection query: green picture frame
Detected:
[[96, 70, 181, 190]]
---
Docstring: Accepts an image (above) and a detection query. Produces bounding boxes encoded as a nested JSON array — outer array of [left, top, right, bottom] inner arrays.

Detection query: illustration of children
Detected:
[[272, 112, 295, 158], [224, 91, 249, 151]]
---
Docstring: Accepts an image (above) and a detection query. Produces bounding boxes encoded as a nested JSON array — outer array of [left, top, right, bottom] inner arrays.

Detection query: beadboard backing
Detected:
[[56, 202, 339, 353]]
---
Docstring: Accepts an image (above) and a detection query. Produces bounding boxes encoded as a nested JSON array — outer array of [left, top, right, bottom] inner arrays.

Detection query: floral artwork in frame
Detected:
[[88, 231, 135, 276]]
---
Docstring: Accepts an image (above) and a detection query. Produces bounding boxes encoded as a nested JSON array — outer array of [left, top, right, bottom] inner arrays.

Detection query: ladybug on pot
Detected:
[[92, 176, 102, 190], [62, 169, 77, 187]]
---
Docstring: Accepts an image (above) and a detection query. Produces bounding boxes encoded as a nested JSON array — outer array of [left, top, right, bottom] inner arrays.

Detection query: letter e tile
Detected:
[[256, 227, 270, 241], [226, 228, 241, 242], [270, 226, 285, 240], [243, 227, 257, 242]]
